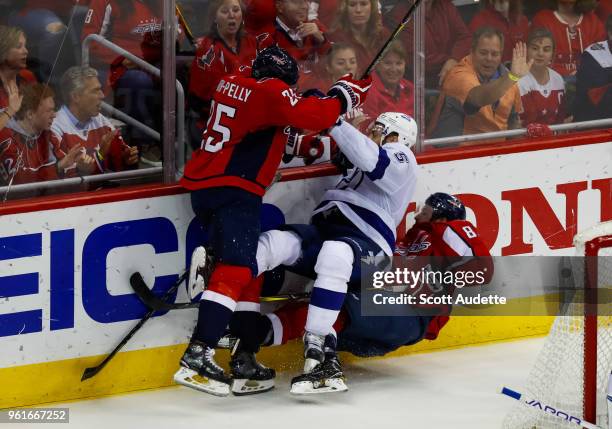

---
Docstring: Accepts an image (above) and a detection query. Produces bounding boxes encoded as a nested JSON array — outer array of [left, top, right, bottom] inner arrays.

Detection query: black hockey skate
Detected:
[[230, 341, 276, 396], [290, 334, 347, 395], [174, 340, 232, 397]]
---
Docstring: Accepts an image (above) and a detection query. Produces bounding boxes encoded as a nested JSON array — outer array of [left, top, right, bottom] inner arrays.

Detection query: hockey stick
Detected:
[[176, 4, 196, 47], [500, 387, 603, 429], [361, 0, 424, 78], [80, 271, 188, 381], [130, 272, 310, 312]]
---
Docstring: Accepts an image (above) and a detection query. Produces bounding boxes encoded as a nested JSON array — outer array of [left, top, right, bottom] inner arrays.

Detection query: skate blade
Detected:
[[188, 247, 207, 300], [173, 367, 230, 397], [290, 378, 348, 395], [232, 378, 275, 396]]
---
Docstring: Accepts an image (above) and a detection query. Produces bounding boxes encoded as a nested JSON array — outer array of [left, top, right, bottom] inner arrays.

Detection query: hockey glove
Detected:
[[328, 74, 372, 115], [282, 126, 325, 164]]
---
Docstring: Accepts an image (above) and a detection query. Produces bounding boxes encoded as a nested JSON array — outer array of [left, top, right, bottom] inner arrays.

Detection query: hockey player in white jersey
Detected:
[[248, 112, 419, 394]]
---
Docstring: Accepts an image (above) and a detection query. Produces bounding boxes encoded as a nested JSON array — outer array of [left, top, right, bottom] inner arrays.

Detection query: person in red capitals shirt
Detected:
[[469, 0, 529, 64], [329, 0, 390, 76], [51, 66, 139, 177], [251, 0, 332, 85], [0, 83, 92, 187], [387, 0, 472, 89], [518, 28, 569, 126], [189, 0, 259, 145], [533, 0, 606, 77], [176, 46, 372, 398], [363, 41, 414, 122], [395, 192, 493, 340]]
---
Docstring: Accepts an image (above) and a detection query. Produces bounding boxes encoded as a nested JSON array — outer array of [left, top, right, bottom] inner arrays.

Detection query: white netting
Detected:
[[502, 222, 612, 429]]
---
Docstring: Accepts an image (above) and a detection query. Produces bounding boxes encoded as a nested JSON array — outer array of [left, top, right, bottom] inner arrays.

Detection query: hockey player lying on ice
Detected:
[[222, 192, 493, 395]]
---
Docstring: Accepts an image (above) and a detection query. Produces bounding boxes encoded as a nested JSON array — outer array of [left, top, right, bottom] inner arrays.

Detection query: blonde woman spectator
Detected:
[[518, 28, 569, 126], [0, 25, 36, 132], [330, 0, 390, 74], [470, 0, 530, 63], [533, 0, 606, 77]]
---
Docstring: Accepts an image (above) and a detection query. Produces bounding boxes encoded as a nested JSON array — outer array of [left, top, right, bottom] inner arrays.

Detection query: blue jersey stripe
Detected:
[[345, 203, 396, 252], [365, 147, 390, 181], [310, 287, 346, 311]]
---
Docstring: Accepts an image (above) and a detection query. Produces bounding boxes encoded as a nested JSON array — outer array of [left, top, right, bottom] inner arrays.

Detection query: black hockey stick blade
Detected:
[[130, 272, 198, 311], [81, 271, 187, 381], [131, 271, 312, 311], [362, 0, 424, 77]]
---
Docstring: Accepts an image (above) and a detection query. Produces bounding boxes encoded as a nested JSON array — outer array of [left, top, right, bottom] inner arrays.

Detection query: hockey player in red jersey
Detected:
[[175, 45, 372, 397], [219, 192, 492, 393]]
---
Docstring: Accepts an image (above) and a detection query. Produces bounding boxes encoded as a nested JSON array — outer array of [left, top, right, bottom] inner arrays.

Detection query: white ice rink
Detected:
[[19, 338, 547, 429]]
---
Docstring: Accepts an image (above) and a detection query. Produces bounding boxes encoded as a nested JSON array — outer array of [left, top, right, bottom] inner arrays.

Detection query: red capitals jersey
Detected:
[[256, 19, 332, 86], [82, 0, 162, 66], [181, 73, 342, 196], [519, 70, 567, 125], [363, 74, 414, 120], [532, 10, 606, 76], [189, 35, 259, 111], [0, 127, 59, 186], [396, 220, 493, 340]]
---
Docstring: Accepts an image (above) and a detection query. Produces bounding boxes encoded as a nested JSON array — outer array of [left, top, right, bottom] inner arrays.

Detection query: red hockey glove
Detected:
[[328, 74, 372, 115], [282, 127, 325, 164], [526, 123, 553, 138]]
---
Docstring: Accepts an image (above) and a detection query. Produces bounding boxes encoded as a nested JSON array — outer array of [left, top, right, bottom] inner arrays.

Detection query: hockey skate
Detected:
[[187, 246, 214, 300], [174, 340, 232, 397], [290, 333, 347, 395], [230, 340, 276, 395]]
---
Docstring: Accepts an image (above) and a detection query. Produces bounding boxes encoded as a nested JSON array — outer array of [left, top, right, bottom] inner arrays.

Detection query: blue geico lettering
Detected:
[[0, 204, 284, 338]]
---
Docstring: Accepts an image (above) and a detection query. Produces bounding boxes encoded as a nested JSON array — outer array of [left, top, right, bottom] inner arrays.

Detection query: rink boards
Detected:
[[0, 135, 610, 407]]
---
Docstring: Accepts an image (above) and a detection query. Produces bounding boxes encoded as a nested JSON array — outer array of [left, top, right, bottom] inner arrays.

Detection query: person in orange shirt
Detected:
[[433, 26, 529, 139]]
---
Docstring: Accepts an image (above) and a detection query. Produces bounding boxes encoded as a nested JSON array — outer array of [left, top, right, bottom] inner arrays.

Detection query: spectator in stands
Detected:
[[0, 25, 37, 132], [189, 0, 258, 130], [469, 0, 529, 64], [330, 0, 390, 75], [0, 83, 93, 186], [248, 0, 330, 84], [363, 41, 414, 121], [573, 14, 612, 121], [519, 27, 569, 126], [596, 0, 612, 22], [432, 27, 527, 138], [387, 0, 471, 89], [81, 0, 163, 164], [51, 66, 139, 177], [533, 0, 606, 77], [7, 1, 75, 84]]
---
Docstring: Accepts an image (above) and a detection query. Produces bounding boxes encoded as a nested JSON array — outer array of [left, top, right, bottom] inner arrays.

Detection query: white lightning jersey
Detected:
[[312, 120, 418, 256]]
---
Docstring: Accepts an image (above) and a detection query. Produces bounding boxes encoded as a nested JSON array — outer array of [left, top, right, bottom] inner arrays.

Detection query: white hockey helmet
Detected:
[[374, 112, 418, 149]]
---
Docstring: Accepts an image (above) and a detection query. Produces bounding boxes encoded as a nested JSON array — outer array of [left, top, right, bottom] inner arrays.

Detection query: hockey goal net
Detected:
[[503, 221, 612, 429]]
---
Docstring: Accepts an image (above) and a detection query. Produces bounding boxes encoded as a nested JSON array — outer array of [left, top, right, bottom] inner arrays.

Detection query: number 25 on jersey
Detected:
[[202, 100, 236, 153]]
